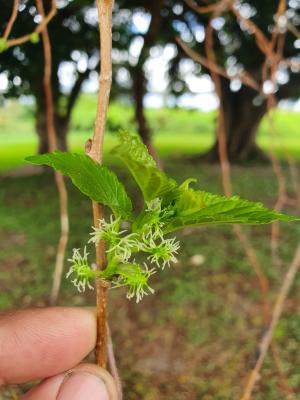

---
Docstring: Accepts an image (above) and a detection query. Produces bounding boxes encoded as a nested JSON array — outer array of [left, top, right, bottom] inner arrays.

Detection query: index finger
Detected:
[[0, 307, 96, 385]]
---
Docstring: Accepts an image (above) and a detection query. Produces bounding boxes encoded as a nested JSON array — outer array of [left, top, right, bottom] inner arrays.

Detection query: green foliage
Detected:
[[26, 131, 299, 302], [2, 167, 300, 398], [114, 131, 177, 200], [26, 151, 133, 220], [161, 180, 296, 233]]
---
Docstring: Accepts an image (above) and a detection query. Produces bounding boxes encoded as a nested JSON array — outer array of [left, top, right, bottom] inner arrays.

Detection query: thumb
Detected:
[[22, 363, 119, 400]]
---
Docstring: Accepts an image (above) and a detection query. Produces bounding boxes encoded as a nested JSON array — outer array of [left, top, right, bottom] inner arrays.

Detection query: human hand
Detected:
[[0, 307, 117, 399]]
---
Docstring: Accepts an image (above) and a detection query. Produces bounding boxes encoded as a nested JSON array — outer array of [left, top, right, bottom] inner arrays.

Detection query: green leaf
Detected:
[[26, 151, 133, 220], [163, 182, 299, 233], [114, 131, 177, 201]]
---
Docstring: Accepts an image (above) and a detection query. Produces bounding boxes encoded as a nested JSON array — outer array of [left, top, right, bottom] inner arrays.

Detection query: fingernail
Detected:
[[57, 371, 109, 400]]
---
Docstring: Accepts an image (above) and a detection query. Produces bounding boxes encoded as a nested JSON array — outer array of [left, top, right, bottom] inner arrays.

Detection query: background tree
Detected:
[[0, 0, 99, 152], [113, 0, 300, 163], [112, 0, 197, 163], [1, 0, 299, 161], [0, 0, 197, 156], [176, 0, 300, 161]]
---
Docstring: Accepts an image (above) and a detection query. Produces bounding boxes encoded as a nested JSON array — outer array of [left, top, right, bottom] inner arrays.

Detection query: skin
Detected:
[[0, 307, 114, 399]]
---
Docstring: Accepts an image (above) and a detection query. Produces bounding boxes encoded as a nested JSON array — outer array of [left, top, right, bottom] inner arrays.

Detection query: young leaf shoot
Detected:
[[26, 131, 299, 302]]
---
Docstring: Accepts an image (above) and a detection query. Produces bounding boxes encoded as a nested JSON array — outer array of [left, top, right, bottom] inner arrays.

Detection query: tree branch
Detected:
[[240, 244, 300, 400], [87, 0, 114, 370], [35, 0, 69, 306], [7, 0, 57, 49], [176, 37, 261, 92], [3, 0, 20, 40], [66, 68, 92, 119]]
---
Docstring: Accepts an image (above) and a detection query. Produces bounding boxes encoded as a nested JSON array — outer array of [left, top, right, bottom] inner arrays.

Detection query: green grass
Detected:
[[1, 159, 300, 398], [1, 97, 300, 398], [1, 95, 300, 172]]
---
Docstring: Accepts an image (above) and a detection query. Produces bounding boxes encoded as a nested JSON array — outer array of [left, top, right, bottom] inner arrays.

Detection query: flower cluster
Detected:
[[89, 216, 139, 263], [89, 215, 121, 245], [141, 233, 180, 269], [66, 198, 180, 302]]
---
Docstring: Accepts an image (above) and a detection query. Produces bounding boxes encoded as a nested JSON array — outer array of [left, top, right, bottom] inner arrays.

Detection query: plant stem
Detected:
[[36, 0, 69, 307], [3, 0, 20, 40], [240, 244, 300, 400], [88, 0, 114, 369], [7, 0, 56, 49]]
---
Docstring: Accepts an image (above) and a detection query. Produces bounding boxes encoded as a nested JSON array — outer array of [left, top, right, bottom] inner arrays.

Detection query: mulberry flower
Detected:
[[112, 263, 156, 303], [66, 247, 95, 293], [89, 216, 125, 245], [107, 233, 140, 263], [141, 233, 180, 269], [89, 216, 141, 263]]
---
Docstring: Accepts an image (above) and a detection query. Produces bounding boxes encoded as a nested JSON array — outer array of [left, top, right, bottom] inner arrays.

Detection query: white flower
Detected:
[[66, 247, 95, 293], [112, 263, 156, 303], [89, 216, 141, 263], [107, 233, 139, 263], [89, 216, 125, 245], [140, 231, 180, 269]]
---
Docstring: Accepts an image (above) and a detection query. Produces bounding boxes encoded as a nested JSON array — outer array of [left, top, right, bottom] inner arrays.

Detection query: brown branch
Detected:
[[35, 0, 69, 306], [229, 2, 275, 60], [240, 243, 300, 400], [287, 21, 300, 39], [271, 0, 287, 47], [176, 37, 261, 92], [66, 68, 91, 119], [186, 1, 271, 321], [86, 0, 114, 370], [266, 102, 287, 269], [3, 0, 20, 40], [184, 0, 227, 14], [188, 2, 290, 395], [201, 5, 270, 320], [204, 17, 232, 195], [183, 1, 299, 398], [233, 225, 270, 320], [89, 0, 114, 163], [6, 0, 56, 49], [287, 156, 300, 211]]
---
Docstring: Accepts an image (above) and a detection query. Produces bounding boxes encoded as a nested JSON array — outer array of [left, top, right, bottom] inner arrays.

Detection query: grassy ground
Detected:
[[1, 98, 300, 398], [1, 95, 300, 172], [1, 157, 300, 399]]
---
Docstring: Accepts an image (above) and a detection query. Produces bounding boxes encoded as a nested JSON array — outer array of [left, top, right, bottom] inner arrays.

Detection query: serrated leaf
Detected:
[[163, 183, 298, 233], [26, 151, 133, 220], [114, 131, 177, 201]]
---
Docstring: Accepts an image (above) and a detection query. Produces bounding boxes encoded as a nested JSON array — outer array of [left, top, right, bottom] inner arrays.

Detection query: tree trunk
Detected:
[[202, 78, 268, 163], [36, 107, 69, 153], [130, 0, 164, 168], [132, 69, 162, 166], [34, 67, 89, 154]]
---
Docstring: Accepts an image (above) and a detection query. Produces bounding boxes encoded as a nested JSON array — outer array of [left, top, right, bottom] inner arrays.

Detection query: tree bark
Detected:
[[34, 67, 90, 154], [202, 78, 268, 163], [36, 104, 69, 153], [130, 0, 164, 167], [132, 69, 161, 165]]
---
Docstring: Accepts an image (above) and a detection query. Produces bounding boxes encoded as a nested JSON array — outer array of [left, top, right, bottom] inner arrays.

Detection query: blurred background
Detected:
[[1, 0, 300, 399]]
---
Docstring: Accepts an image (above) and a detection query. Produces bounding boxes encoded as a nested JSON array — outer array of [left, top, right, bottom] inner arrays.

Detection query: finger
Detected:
[[0, 307, 96, 385], [22, 363, 118, 400]]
